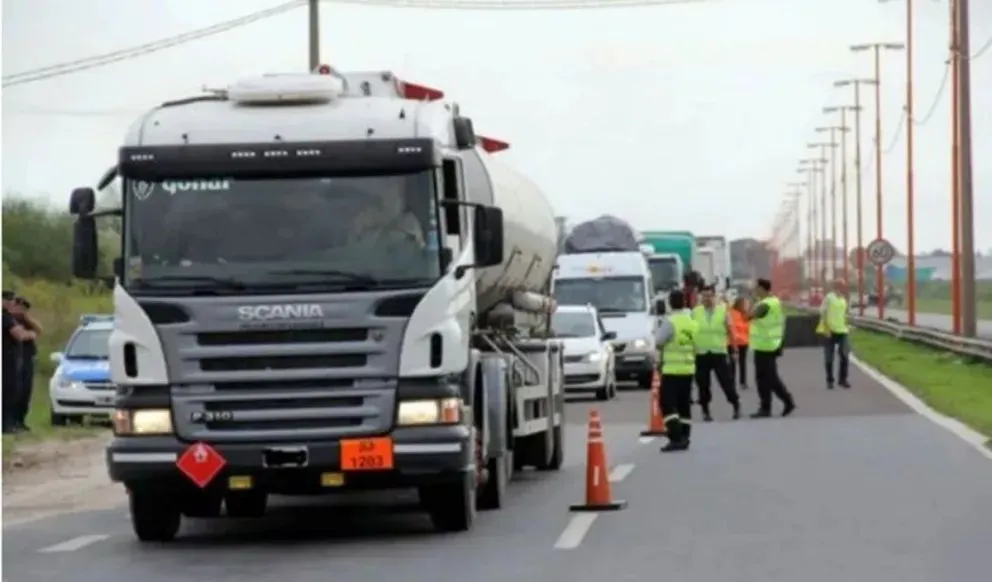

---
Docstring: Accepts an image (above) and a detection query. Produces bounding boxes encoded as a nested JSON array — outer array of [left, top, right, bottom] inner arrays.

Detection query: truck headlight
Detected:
[[585, 351, 603, 363], [397, 398, 462, 426], [631, 338, 652, 351], [112, 408, 173, 436]]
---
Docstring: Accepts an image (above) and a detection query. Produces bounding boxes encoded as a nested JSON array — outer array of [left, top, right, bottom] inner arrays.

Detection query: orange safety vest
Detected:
[[729, 309, 749, 346]]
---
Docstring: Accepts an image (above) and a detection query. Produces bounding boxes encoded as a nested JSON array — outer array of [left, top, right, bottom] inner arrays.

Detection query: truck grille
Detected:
[[167, 322, 399, 443]]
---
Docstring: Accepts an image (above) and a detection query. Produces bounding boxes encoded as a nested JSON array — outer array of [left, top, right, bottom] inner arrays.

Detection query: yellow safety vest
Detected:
[[750, 296, 784, 352], [826, 293, 849, 334], [692, 305, 728, 355], [662, 311, 698, 375]]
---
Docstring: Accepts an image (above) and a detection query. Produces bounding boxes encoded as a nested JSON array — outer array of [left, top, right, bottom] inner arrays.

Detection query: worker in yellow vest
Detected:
[[747, 278, 796, 418], [820, 280, 851, 389], [654, 289, 699, 452], [692, 285, 741, 421]]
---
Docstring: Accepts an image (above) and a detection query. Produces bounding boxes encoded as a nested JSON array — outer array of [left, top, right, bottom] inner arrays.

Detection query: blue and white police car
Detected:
[[48, 314, 114, 425]]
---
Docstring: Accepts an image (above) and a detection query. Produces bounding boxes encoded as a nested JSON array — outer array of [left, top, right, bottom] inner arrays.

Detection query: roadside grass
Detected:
[[913, 298, 992, 320], [850, 328, 992, 438], [891, 280, 992, 319], [2, 277, 112, 461]]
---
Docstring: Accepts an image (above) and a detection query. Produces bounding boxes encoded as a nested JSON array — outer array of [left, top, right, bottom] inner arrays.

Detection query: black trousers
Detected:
[[729, 344, 749, 385], [2, 361, 18, 430], [753, 350, 793, 412], [694, 353, 739, 408], [823, 333, 850, 384], [660, 373, 694, 443], [15, 356, 35, 425]]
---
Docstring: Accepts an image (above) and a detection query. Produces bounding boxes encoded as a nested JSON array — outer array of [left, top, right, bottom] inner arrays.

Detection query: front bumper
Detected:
[[614, 352, 656, 382], [50, 383, 115, 416], [106, 424, 472, 494], [563, 361, 608, 391]]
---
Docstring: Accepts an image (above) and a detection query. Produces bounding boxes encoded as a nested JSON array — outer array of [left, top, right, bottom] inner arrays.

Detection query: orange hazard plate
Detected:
[[340, 437, 394, 471]]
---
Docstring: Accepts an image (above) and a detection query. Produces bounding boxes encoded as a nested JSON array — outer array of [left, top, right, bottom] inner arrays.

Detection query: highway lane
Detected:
[[863, 307, 992, 338], [4, 349, 991, 582]]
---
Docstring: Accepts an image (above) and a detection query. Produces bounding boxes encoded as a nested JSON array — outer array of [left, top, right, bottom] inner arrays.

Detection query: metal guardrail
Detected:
[[789, 305, 992, 364]]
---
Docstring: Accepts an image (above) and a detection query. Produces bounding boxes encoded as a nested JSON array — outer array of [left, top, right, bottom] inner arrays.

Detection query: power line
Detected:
[[912, 62, 949, 126], [971, 34, 992, 60], [2, 0, 306, 88], [331, 0, 711, 9]]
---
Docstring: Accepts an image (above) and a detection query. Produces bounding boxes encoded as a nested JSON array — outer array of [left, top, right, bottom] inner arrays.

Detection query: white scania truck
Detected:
[[68, 67, 565, 542]]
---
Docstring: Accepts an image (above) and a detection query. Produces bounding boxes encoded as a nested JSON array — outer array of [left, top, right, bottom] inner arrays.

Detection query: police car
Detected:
[[48, 314, 114, 425]]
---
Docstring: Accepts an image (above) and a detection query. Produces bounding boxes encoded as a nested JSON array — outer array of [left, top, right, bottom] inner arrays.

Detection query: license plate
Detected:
[[340, 437, 394, 471], [95, 394, 115, 406]]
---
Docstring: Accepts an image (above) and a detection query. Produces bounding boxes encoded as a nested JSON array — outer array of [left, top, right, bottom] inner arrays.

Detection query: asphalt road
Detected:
[[863, 307, 992, 338], [4, 349, 992, 582]]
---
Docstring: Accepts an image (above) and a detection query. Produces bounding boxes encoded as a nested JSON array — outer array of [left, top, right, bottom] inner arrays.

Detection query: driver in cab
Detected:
[[348, 178, 425, 250]]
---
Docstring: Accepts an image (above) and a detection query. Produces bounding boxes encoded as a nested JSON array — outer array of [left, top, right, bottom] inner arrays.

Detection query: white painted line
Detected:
[[38, 534, 110, 553], [638, 436, 655, 445], [852, 354, 992, 461], [609, 463, 635, 482], [553, 513, 598, 550]]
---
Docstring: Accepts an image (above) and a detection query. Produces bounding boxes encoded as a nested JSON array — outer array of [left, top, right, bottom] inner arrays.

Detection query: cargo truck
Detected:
[[642, 231, 700, 305], [697, 236, 731, 292], [67, 67, 565, 542]]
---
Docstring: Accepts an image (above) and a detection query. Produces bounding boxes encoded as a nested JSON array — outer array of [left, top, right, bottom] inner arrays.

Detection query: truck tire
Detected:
[[421, 472, 476, 532], [477, 452, 510, 510], [129, 489, 181, 542], [536, 426, 564, 472], [225, 491, 267, 518]]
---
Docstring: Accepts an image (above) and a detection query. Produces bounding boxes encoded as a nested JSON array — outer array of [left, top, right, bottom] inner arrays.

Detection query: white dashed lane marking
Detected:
[[37, 534, 111, 553]]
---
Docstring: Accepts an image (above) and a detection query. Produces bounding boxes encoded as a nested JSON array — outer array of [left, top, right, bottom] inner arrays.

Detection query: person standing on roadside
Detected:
[[654, 289, 699, 453], [747, 279, 796, 418], [2, 291, 36, 434], [820, 280, 851, 389], [728, 296, 750, 390], [691, 285, 740, 421], [11, 297, 43, 431]]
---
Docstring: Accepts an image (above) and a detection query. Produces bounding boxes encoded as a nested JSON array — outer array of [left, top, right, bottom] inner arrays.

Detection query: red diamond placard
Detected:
[[176, 442, 226, 488]]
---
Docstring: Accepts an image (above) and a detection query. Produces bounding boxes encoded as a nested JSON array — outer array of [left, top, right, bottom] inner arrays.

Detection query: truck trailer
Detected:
[[68, 67, 565, 542]]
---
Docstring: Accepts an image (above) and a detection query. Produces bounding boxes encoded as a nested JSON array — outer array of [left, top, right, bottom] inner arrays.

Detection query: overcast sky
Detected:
[[2, 0, 989, 253]]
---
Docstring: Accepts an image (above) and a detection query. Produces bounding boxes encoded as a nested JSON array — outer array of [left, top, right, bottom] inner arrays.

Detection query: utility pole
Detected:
[[308, 0, 321, 70], [851, 42, 903, 319], [950, 0, 962, 335], [812, 132, 840, 281], [808, 142, 833, 285], [835, 79, 876, 315], [798, 159, 825, 291], [956, 0, 977, 338], [904, 0, 918, 327]]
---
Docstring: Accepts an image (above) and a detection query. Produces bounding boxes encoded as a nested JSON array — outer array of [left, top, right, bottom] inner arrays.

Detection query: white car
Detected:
[[48, 315, 115, 425], [552, 305, 617, 400]]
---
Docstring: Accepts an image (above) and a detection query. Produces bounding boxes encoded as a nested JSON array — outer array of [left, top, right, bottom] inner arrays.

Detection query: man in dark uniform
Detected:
[[12, 296, 43, 431], [748, 279, 796, 418], [3, 290, 36, 434], [654, 289, 700, 452]]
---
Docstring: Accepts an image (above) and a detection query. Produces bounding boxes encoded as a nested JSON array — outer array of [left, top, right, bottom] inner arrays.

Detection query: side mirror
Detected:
[[72, 216, 99, 280], [50, 352, 64, 364], [472, 205, 504, 267], [69, 187, 96, 216], [602, 331, 617, 341]]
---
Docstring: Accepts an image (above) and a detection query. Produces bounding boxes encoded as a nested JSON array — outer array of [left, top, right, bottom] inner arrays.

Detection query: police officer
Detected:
[[692, 285, 740, 421], [748, 279, 795, 418], [821, 280, 851, 389], [2, 291, 36, 434], [655, 289, 699, 452]]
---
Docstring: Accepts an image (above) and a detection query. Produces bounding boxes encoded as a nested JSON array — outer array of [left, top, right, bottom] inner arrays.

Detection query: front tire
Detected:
[[422, 471, 476, 532], [129, 488, 181, 542]]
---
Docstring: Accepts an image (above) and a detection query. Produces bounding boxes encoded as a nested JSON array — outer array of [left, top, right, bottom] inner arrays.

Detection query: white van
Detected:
[[554, 252, 657, 389]]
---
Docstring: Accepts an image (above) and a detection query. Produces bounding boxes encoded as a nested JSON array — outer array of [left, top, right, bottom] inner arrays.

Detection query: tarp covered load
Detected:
[[563, 215, 641, 253]]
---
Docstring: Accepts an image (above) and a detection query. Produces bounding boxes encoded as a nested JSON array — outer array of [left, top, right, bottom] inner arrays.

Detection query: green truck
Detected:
[[642, 231, 698, 298]]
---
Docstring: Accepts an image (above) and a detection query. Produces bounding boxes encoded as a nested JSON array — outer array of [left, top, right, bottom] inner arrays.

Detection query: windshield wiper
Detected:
[[265, 269, 380, 285], [133, 275, 248, 289]]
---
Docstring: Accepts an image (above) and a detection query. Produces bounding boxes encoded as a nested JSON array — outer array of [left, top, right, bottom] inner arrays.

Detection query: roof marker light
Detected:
[[401, 81, 444, 101], [316, 64, 332, 75], [479, 136, 510, 153]]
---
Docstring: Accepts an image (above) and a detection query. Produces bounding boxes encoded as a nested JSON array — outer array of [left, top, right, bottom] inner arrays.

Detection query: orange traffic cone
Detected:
[[570, 409, 627, 512], [640, 371, 666, 436]]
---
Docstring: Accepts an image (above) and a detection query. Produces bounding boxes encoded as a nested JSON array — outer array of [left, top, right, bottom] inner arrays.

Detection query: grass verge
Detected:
[[850, 328, 992, 439]]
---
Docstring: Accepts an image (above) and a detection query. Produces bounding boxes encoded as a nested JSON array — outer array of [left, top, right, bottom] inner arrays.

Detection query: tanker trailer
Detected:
[[67, 66, 564, 543]]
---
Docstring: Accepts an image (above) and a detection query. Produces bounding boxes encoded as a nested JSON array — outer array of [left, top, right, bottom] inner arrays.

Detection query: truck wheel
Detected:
[[225, 492, 267, 518], [182, 491, 223, 518], [477, 452, 510, 510], [129, 489, 181, 542], [422, 472, 476, 532], [537, 426, 564, 472]]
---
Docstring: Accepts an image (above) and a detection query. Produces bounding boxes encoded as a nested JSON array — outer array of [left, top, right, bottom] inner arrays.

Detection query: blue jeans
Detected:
[[823, 333, 850, 384]]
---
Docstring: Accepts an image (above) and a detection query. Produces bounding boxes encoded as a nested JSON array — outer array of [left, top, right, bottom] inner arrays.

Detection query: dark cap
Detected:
[[1, 290, 14, 300], [14, 296, 31, 309], [756, 278, 772, 292]]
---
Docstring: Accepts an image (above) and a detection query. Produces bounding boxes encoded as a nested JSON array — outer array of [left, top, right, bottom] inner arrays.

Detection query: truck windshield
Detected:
[[648, 258, 680, 291], [122, 172, 441, 291], [554, 277, 647, 313]]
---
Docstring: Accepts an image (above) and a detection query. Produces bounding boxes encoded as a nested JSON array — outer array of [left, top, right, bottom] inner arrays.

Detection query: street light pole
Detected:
[[950, 0, 962, 335], [798, 158, 825, 291], [812, 132, 840, 281], [834, 79, 876, 315], [808, 142, 833, 285], [824, 105, 859, 286], [851, 42, 903, 319], [956, 0, 978, 338]]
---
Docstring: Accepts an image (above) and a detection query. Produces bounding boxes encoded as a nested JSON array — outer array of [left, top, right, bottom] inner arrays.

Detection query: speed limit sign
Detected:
[[866, 238, 895, 266]]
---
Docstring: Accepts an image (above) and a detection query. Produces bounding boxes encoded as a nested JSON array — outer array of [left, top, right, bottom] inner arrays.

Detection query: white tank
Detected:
[[468, 151, 558, 316]]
